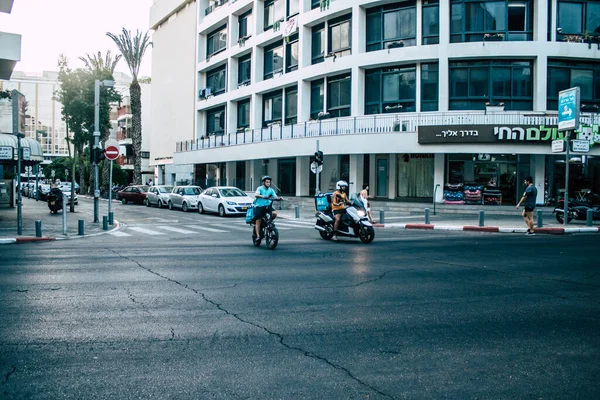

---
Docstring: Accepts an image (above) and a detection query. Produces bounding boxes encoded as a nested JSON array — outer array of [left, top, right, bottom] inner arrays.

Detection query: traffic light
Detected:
[[314, 151, 324, 165], [91, 147, 105, 164]]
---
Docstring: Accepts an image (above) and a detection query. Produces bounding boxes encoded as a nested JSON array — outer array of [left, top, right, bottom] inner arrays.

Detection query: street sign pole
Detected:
[[108, 160, 113, 217], [558, 87, 580, 227], [104, 139, 119, 220], [564, 131, 570, 228], [315, 140, 320, 194], [12, 90, 24, 235]]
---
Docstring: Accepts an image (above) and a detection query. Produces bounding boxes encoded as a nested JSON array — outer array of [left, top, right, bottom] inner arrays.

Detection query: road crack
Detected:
[[110, 249, 394, 399], [3, 365, 16, 384]]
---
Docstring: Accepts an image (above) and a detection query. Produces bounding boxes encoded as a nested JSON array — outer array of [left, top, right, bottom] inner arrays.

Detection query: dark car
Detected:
[[118, 185, 149, 204]]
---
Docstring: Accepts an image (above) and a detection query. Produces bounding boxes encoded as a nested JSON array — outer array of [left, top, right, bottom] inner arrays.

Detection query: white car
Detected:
[[198, 186, 254, 217], [145, 185, 173, 208], [168, 185, 202, 212]]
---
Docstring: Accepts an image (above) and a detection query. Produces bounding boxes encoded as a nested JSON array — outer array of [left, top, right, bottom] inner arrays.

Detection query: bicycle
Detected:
[[251, 197, 282, 250]]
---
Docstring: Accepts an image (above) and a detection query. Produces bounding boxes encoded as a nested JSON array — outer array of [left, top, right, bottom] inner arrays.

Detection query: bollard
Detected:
[[379, 210, 385, 225], [425, 208, 430, 224], [35, 220, 42, 238], [479, 210, 485, 227], [537, 209, 543, 228], [78, 219, 85, 236], [587, 209, 593, 227], [103, 216, 108, 231], [109, 211, 114, 225], [295, 205, 300, 219]]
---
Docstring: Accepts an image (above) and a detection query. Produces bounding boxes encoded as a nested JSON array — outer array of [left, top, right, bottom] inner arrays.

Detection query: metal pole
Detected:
[[12, 90, 23, 235], [62, 193, 67, 235], [537, 209, 543, 228], [93, 79, 100, 223], [108, 159, 113, 217], [564, 131, 570, 227], [425, 208, 430, 224], [315, 140, 320, 194], [35, 220, 42, 238], [479, 210, 485, 227]]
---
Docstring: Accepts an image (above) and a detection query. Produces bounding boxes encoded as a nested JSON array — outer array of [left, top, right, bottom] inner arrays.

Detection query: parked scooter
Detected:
[[554, 190, 600, 223], [314, 193, 375, 243], [47, 187, 64, 214]]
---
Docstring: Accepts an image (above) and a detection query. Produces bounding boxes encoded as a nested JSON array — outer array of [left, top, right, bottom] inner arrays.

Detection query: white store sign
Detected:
[[0, 146, 13, 160]]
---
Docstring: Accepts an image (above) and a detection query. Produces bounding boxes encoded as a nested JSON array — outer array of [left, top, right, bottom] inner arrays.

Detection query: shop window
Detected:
[[207, 25, 227, 58], [264, 41, 284, 80], [238, 54, 251, 86], [365, 2, 417, 52], [237, 99, 250, 129], [450, 0, 533, 43], [207, 106, 226, 135], [448, 60, 533, 111], [547, 60, 600, 110], [285, 87, 298, 125], [206, 65, 227, 96], [263, 90, 283, 127], [327, 74, 351, 118]]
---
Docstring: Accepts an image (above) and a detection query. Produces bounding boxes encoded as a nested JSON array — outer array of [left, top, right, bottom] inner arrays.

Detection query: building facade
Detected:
[[151, 0, 600, 205]]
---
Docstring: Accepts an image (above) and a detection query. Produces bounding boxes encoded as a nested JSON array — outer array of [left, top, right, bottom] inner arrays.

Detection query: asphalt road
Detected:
[[1, 203, 599, 399]]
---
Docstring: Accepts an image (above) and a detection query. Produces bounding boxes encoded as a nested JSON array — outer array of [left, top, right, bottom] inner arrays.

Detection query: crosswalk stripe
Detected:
[[155, 226, 197, 234], [210, 224, 250, 232], [129, 227, 166, 235], [275, 222, 314, 229], [109, 231, 131, 237], [184, 225, 229, 233]]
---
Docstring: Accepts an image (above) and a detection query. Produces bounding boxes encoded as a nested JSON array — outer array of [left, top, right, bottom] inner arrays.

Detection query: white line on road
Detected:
[[129, 227, 166, 235], [275, 222, 314, 229], [155, 226, 197, 234], [109, 231, 132, 237], [184, 225, 229, 233]]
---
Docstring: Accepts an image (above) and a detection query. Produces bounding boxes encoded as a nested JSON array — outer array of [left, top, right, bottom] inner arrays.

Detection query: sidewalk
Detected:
[[0, 196, 118, 244]]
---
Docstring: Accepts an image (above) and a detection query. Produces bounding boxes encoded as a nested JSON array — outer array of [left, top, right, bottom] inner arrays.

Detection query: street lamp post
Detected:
[[93, 79, 115, 223]]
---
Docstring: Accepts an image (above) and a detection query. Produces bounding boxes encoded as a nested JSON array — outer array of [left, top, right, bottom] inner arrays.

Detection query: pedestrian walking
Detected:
[[516, 176, 537, 235]]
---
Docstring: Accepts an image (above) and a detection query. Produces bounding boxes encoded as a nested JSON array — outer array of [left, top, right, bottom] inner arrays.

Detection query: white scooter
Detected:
[[314, 193, 375, 243]]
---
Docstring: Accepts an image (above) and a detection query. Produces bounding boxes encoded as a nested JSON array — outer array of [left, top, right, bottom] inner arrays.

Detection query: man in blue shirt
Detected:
[[516, 176, 538, 235], [254, 176, 281, 239]]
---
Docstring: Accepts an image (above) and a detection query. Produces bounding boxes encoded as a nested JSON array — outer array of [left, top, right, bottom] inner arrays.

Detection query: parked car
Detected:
[[168, 185, 203, 212], [145, 185, 173, 208], [198, 186, 254, 217], [117, 185, 150, 204], [63, 189, 78, 205], [32, 184, 51, 200], [58, 182, 80, 194]]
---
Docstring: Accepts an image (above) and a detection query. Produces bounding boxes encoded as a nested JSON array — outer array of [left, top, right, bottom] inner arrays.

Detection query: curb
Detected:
[[379, 223, 600, 235], [15, 237, 57, 243]]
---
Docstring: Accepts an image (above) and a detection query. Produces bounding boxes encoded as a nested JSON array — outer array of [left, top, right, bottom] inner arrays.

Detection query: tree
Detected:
[[107, 28, 152, 185]]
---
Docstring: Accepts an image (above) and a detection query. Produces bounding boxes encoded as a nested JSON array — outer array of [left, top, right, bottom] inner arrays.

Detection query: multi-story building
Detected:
[[0, 0, 20, 80], [151, 0, 600, 205]]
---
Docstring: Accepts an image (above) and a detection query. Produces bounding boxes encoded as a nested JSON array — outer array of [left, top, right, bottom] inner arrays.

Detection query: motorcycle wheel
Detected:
[[266, 226, 279, 250], [555, 213, 572, 224], [359, 225, 375, 244]]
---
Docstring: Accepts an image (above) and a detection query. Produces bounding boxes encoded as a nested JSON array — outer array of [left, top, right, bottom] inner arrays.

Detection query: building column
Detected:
[[438, 0, 450, 112], [534, 0, 548, 42], [351, 66, 364, 117], [349, 154, 364, 195], [352, 4, 365, 54], [388, 154, 397, 200], [227, 100, 237, 136], [298, 79, 311, 123], [434, 153, 445, 203], [296, 156, 310, 196], [369, 154, 376, 196], [248, 159, 263, 191], [535, 56, 548, 111], [268, 158, 279, 189], [532, 154, 546, 205], [251, 93, 263, 129], [226, 161, 236, 187]]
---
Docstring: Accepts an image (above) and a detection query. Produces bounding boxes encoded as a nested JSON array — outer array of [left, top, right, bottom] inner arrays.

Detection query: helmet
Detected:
[[336, 180, 348, 190], [261, 175, 272, 184]]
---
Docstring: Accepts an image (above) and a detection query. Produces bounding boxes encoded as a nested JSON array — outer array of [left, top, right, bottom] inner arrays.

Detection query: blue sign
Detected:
[[558, 87, 580, 132]]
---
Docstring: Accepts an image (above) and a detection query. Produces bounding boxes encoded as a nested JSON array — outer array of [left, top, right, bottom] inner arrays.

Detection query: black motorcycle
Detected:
[[251, 198, 282, 250], [554, 191, 600, 223], [47, 187, 64, 214]]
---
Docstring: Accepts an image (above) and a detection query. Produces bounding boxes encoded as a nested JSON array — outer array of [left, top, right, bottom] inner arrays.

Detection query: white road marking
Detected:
[[129, 227, 166, 235], [184, 225, 229, 233], [275, 222, 314, 229], [155, 226, 197, 234], [109, 231, 132, 237]]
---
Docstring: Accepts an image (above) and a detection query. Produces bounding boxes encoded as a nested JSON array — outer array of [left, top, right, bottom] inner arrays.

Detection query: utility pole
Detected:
[[93, 79, 115, 223], [12, 90, 24, 235]]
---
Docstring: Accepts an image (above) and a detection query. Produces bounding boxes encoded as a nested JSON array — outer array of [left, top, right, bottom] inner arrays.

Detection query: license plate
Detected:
[[242, 207, 247, 210], [51, 201, 55, 205]]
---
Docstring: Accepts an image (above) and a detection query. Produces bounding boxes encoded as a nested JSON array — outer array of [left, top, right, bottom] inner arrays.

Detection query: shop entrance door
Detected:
[[376, 158, 388, 197]]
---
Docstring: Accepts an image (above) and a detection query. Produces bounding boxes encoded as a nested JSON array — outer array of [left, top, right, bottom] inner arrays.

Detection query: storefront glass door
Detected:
[[376, 158, 388, 197]]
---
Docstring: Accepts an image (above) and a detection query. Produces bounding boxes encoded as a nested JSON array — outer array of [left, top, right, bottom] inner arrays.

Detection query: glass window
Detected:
[[310, 79, 324, 119], [238, 55, 251, 85], [286, 34, 299, 72], [263, 91, 283, 126], [207, 106, 226, 135], [287, 0, 299, 17], [558, 2, 583, 34], [264, 42, 284, 80], [207, 25, 227, 57], [512, 64, 532, 98], [572, 69, 594, 99], [587, 3, 600, 34], [285, 88, 298, 125], [365, 65, 417, 114], [329, 20, 351, 53], [421, 63, 439, 111], [312, 24, 325, 64], [239, 10, 253, 39], [366, 11, 382, 51], [206, 65, 227, 95], [327, 74, 351, 118], [365, 4, 417, 51], [237, 99, 250, 129], [422, 2, 440, 45], [265, 0, 284, 30]]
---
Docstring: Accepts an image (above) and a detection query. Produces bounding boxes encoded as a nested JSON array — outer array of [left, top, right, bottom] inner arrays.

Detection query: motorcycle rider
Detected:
[[332, 180, 351, 241], [254, 176, 281, 239]]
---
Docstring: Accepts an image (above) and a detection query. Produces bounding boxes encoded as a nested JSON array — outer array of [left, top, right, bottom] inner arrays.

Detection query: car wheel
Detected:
[[168, 201, 173, 210], [158, 200, 163, 209], [122, 198, 128, 205], [198, 202, 205, 214], [144, 198, 150, 207], [218, 204, 226, 217], [182, 202, 189, 212]]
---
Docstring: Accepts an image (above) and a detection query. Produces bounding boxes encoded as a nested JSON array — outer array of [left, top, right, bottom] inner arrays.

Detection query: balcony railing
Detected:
[[205, 0, 228, 16], [176, 111, 600, 153]]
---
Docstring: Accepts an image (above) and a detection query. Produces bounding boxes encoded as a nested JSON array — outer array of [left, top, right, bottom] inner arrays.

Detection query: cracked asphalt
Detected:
[[1, 225, 599, 399]]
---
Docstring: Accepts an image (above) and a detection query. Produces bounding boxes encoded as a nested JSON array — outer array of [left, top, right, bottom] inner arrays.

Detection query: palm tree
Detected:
[[106, 28, 152, 185]]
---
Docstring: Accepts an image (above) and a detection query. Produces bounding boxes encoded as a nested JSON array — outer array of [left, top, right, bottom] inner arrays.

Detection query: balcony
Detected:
[[205, 0, 228, 16], [176, 111, 600, 153]]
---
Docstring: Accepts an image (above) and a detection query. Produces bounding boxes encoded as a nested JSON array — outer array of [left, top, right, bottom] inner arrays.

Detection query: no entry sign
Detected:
[[104, 145, 119, 161]]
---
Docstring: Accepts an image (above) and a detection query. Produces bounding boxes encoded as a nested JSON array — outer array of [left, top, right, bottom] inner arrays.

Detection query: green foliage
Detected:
[[42, 157, 72, 181], [0, 89, 11, 99], [110, 163, 129, 186], [106, 28, 152, 82]]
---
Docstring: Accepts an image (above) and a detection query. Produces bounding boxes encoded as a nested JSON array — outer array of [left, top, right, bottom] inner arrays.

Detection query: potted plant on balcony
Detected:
[[563, 34, 583, 43], [583, 31, 600, 49], [325, 51, 337, 61], [483, 33, 504, 42], [387, 41, 404, 53], [486, 102, 505, 112]]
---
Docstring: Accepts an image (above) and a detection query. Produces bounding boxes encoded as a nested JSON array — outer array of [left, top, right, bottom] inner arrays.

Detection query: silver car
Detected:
[[168, 185, 203, 212], [145, 185, 173, 208]]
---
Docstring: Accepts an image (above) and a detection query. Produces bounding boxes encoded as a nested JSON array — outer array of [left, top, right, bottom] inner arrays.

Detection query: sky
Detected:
[[0, 0, 154, 77]]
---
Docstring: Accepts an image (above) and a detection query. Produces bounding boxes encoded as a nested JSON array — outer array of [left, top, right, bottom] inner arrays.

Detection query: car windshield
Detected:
[[158, 186, 173, 193], [184, 187, 201, 195], [139, 186, 149, 192], [221, 188, 246, 197]]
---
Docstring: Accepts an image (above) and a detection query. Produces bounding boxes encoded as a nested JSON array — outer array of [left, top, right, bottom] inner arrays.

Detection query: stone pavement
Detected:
[[1, 196, 599, 245]]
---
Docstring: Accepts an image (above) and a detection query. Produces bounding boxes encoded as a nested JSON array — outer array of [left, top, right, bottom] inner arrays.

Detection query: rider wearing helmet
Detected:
[[254, 175, 281, 239], [331, 180, 351, 241]]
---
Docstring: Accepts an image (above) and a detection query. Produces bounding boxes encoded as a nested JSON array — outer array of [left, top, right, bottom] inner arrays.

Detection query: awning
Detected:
[[0, 133, 44, 165]]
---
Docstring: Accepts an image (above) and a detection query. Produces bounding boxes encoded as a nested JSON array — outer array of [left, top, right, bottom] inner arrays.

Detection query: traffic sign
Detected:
[[572, 139, 590, 153], [104, 145, 119, 161], [310, 161, 323, 174], [552, 139, 564, 153], [558, 87, 580, 132]]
